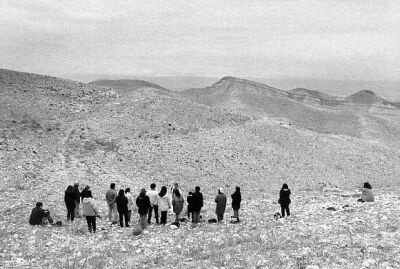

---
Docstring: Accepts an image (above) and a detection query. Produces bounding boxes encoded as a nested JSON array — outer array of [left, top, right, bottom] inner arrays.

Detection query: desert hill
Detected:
[[179, 77, 400, 148], [2, 69, 400, 268]]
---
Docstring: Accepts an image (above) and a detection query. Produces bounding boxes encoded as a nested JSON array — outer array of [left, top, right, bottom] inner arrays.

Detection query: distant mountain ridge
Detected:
[[178, 76, 400, 147], [90, 79, 167, 92]]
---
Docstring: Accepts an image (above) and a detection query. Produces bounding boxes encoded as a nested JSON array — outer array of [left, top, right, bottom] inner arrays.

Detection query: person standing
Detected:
[[136, 188, 150, 229], [105, 183, 118, 223], [278, 183, 291, 217], [231, 186, 241, 222], [147, 183, 159, 224], [64, 185, 76, 221], [192, 186, 203, 223], [73, 182, 81, 218], [125, 188, 134, 224], [187, 191, 194, 221], [157, 186, 171, 225], [82, 190, 99, 233], [172, 189, 184, 226], [116, 189, 129, 227], [80, 185, 91, 202], [215, 188, 227, 222]]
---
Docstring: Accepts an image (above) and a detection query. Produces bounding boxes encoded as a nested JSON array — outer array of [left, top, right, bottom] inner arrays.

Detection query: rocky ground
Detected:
[[1, 69, 400, 268], [1, 186, 400, 269]]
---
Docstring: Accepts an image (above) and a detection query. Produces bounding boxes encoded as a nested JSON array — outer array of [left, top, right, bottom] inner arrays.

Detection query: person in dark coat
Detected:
[[278, 183, 291, 217], [215, 188, 227, 222], [73, 182, 81, 217], [116, 189, 129, 227], [192, 186, 203, 223], [231, 186, 241, 222], [136, 188, 151, 229], [29, 202, 54, 225], [64, 185, 76, 221], [187, 191, 194, 221]]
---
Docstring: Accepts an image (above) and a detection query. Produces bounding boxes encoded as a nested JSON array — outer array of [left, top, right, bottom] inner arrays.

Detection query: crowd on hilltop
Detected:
[[29, 182, 375, 233]]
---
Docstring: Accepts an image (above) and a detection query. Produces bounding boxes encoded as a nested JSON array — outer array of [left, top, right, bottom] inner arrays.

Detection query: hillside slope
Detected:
[[179, 77, 400, 148]]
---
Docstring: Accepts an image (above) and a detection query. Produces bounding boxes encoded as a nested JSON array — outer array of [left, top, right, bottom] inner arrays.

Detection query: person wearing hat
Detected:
[[215, 188, 227, 222]]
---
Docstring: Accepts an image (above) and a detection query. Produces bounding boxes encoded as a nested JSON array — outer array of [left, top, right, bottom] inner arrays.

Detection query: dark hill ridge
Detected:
[[289, 88, 345, 106], [90, 79, 167, 92]]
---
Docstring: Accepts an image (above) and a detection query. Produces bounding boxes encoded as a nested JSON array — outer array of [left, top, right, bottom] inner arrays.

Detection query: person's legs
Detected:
[[74, 201, 80, 217], [91, 217, 96, 232], [67, 207, 71, 221], [147, 206, 153, 223], [193, 211, 200, 223], [160, 211, 167, 224], [140, 214, 147, 229], [281, 206, 285, 217], [286, 206, 290, 217], [233, 209, 239, 221], [45, 211, 54, 224], [127, 210, 132, 223], [108, 205, 112, 221], [154, 205, 159, 224], [124, 211, 129, 227], [112, 204, 118, 223], [217, 213, 223, 222], [175, 213, 179, 223], [118, 211, 124, 227], [86, 216, 92, 232]]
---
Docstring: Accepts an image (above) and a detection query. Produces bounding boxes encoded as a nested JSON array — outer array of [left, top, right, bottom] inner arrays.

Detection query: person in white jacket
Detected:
[[147, 183, 159, 224], [156, 186, 171, 225], [125, 188, 134, 224], [82, 190, 99, 233]]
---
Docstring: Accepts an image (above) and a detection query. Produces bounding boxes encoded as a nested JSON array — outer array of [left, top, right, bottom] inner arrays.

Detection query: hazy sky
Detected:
[[1, 0, 399, 80]]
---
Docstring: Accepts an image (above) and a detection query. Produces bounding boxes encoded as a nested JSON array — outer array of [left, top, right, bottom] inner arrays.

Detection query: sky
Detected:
[[1, 0, 400, 81]]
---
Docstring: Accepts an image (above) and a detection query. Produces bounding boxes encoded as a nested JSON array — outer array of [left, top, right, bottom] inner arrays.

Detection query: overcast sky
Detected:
[[1, 0, 399, 81]]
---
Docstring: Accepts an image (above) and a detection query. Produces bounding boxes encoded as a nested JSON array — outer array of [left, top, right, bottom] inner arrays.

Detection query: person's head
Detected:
[[195, 186, 200, 192], [364, 182, 372, 189], [188, 191, 193, 195], [174, 183, 179, 189], [175, 190, 181, 198], [159, 186, 167, 197], [125, 188, 130, 194], [84, 185, 90, 190], [139, 188, 146, 197], [282, 183, 289, 190], [150, 183, 156, 190], [66, 185, 73, 191], [235, 186, 241, 193], [110, 183, 115, 189], [36, 202, 43, 208], [218, 187, 224, 194], [74, 182, 79, 187], [118, 189, 125, 197], [85, 190, 93, 198]]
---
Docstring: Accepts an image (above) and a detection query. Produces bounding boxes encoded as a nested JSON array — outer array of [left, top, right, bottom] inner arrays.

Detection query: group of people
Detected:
[[104, 183, 242, 231], [29, 181, 375, 234]]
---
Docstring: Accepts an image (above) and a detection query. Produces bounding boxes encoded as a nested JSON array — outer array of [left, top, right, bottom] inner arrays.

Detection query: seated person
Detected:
[[29, 202, 54, 225], [358, 182, 374, 202]]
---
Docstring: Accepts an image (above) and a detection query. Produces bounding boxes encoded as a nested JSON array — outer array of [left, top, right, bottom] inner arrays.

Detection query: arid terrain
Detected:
[[1, 69, 400, 268]]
